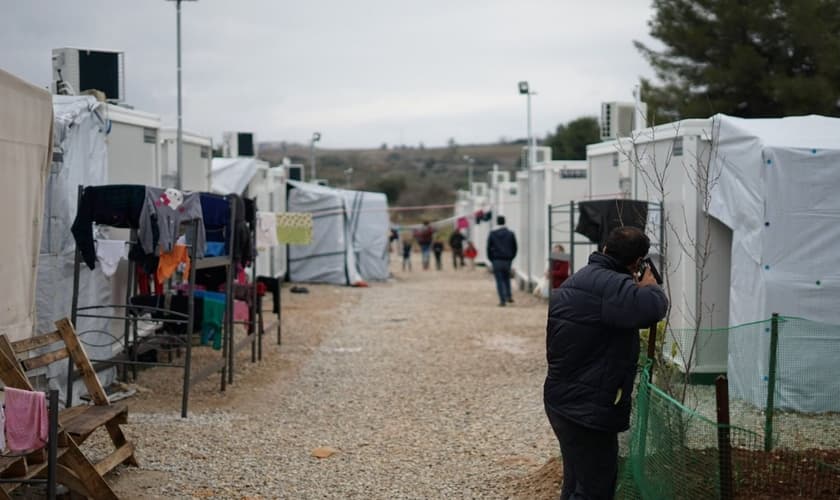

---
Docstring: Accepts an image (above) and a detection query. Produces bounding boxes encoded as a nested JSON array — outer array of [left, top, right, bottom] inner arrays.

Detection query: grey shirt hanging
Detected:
[[139, 187, 206, 257]]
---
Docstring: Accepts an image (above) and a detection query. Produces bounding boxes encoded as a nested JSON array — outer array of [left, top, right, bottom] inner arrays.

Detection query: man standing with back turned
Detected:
[[487, 215, 517, 306], [544, 226, 668, 499]]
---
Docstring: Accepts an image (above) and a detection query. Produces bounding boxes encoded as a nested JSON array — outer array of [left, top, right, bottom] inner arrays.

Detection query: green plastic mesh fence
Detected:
[[616, 316, 840, 499]]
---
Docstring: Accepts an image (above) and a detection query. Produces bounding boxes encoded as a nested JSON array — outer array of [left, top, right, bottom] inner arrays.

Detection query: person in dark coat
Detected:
[[544, 226, 668, 500], [432, 238, 445, 271], [486, 215, 518, 306], [449, 229, 466, 269]]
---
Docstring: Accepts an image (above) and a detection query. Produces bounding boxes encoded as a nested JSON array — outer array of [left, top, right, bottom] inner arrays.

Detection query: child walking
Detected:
[[402, 238, 413, 271], [464, 241, 478, 270]]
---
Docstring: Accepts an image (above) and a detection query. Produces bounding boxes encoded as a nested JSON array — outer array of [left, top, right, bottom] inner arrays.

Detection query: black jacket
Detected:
[[544, 252, 668, 432], [487, 226, 517, 261]]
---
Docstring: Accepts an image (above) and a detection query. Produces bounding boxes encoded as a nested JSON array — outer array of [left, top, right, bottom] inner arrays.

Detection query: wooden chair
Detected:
[[0, 318, 138, 478], [0, 375, 118, 498]]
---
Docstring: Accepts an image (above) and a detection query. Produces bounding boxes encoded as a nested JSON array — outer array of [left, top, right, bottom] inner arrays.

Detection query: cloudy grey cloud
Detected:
[[1, 0, 656, 148]]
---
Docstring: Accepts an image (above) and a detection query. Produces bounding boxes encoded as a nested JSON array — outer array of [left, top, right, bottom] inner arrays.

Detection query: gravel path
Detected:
[[96, 256, 559, 499]]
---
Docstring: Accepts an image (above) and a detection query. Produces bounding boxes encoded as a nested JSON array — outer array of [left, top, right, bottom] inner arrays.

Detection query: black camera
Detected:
[[639, 257, 663, 285]]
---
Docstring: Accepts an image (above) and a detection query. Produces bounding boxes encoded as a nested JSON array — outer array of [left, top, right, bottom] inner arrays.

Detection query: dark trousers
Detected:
[[452, 249, 464, 269], [546, 408, 618, 500], [433, 251, 443, 270], [491, 259, 512, 304]]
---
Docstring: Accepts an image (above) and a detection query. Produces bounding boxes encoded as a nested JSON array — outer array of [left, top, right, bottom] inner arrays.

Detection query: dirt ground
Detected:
[[77, 252, 562, 499]]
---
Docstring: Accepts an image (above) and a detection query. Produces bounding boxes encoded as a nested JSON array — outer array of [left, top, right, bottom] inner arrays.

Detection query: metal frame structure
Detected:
[[69, 186, 235, 418], [227, 204, 263, 383], [548, 200, 665, 273]]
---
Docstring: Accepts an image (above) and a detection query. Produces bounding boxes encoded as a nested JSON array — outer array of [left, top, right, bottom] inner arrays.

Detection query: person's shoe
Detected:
[[498, 302, 506, 307], [507, 297, 514, 303]]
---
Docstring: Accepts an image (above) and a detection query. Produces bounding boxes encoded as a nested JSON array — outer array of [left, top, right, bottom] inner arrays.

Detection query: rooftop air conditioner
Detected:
[[286, 165, 304, 182], [520, 146, 552, 168], [488, 170, 510, 185], [52, 47, 125, 101], [222, 132, 255, 157], [600, 101, 646, 140]]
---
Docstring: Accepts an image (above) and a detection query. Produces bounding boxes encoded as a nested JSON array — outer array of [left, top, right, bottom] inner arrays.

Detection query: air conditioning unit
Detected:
[[471, 182, 488, 197], [520, 146, 552, 167], [286, 164, 304, 182], [488, 170, 510, 185], [600, 101, 646, 140], [52, 48, 125, 101], [222, 132, 255, 157]]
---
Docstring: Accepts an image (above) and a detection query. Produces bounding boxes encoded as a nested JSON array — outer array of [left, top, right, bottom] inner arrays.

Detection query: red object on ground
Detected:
[[550, 258, 570, 289]]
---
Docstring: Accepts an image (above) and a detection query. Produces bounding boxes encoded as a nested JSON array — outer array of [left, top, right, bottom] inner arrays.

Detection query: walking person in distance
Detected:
[[544, 226, 668, 499], [486, 215, 517, 306], [449, 229, 466, 269]]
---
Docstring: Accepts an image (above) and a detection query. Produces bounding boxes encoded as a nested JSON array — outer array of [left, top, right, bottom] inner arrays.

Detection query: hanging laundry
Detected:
[[575, 200, 648, 248], [483, 210, 493, 222], [276, 212, 313, 245], [157, 244, 191, 282], [234, 300, 249, 323], [4, 387, 48, 452], [474, 210, 484, 225], [196, 291, 225, 350], [257, 212, 278, 250], [456, 216, 469, 230], [71, 185, 150, 270], [139, 187, 206, 258], [95, 239, 128, 277]]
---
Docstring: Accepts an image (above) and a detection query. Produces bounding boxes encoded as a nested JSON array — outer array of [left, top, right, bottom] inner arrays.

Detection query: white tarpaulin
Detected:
[[287, 181, 363, 285], [709, 114, 840, 412], [0, 69, 53, 343], [38, 95, 117, 404], [339, 189, 390, 281], [211, 157, 259, 194]]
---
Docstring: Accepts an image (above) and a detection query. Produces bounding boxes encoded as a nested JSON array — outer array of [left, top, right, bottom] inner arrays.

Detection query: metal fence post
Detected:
[[716, 375, 733, 500], [764, 312, 780, 452]]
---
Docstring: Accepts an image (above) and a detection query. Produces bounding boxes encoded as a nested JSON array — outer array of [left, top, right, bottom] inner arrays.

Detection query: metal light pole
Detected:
[[519, 81, 536, 291], [167, 0, 196, 190], [310, 131, 321, 180]]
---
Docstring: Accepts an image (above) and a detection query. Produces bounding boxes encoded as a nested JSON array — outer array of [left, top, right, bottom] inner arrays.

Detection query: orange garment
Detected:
[[157, 244, 191, 282]]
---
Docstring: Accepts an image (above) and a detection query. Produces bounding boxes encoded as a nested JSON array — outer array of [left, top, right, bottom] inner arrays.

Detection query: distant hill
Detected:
[[258, 141, 525, 223]]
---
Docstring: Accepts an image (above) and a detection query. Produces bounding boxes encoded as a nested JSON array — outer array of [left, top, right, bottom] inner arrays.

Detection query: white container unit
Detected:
[[159, 128, 213, 192], [104, 103, 161, 187], [244, 162, 286, 279], [587, 119, 727, 374], [544, 161, 591, 274]]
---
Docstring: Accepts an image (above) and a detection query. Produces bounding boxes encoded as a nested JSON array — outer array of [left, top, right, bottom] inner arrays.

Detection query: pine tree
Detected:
[[636, 0, 840, 123]]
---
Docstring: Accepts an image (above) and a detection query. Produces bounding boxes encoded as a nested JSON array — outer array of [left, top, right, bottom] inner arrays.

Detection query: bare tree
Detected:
[[615, 112, 723, 402]]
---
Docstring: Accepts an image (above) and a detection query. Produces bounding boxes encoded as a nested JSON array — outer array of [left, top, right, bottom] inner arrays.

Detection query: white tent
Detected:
[[211, 157, 261, 195], [339, 189, 390, 281], [287, 180, 377, 285], [708, 114, 840, 411], [37, 95, 120, 404], [0, 69, 53, 343]]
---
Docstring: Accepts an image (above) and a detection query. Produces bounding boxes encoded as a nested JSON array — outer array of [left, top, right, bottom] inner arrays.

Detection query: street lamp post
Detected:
[[166, 0, 197, 190], [518, 81, 536, 291], [310, 132, 321, 181]]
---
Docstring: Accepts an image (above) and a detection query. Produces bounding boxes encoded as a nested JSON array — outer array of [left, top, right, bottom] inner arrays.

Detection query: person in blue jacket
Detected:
[[486, 215, 518, 306], [544, 226, 668, 500]]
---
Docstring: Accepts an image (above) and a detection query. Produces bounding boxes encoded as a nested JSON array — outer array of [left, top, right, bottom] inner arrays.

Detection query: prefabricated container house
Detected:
[[104, 103, 161, 186], [159, 128, 213, 192], [587, 119, 728, 375]]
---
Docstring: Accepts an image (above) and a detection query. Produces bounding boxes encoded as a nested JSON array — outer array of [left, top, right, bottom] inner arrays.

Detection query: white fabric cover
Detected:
[[709, 114, 840, 411], [286, 181, 363, 285], [0, 69, 53, 343], [37, 95, 116, 405], [339, 189, 390, 281], [211, 157, 259, 195]]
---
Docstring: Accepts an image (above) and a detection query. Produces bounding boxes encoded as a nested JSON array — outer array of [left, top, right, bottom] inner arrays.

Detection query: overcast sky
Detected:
[[1, 0, 657, 149]]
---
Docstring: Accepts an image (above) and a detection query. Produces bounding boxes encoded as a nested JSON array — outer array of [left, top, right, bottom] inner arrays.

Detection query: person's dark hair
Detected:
[[603, 226, 650, 267], [497, 215, 506, 225]]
